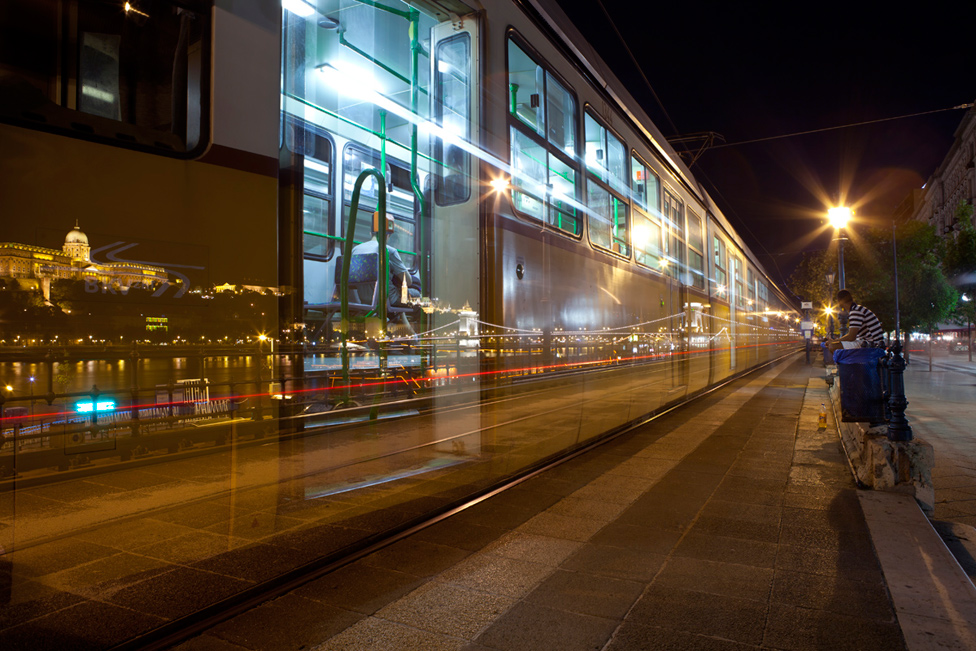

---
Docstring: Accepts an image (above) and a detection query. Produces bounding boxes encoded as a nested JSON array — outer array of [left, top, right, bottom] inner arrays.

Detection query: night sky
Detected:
[[559, 1, 976, 289]]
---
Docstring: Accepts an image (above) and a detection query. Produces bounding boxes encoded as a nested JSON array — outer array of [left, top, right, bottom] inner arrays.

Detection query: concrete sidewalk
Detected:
[[172, 357, 970, 650], [901, 354, 976, 527]]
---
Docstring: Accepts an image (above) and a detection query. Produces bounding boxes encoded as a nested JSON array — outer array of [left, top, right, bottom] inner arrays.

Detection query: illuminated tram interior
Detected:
[[0, 0, 800, 646]]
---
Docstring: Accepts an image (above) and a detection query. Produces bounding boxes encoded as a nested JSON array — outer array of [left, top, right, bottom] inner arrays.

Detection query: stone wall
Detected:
[[826, 372, 935, 513]]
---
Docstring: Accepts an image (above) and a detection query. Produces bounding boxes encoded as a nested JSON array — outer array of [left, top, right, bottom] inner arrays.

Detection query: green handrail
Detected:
[[339, 168, 389, 398]]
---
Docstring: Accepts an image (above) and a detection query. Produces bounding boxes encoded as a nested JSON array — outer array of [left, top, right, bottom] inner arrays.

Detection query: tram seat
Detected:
[[304, 253, 412, 340]]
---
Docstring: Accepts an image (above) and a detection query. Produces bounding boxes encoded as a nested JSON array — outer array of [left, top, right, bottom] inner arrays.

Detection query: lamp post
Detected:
[[828, 207, 852, 334], [828, 206, 852, 288], [825, 271, 836, 338], [28, 375, 35, 424], [887, 219, 913, 441]]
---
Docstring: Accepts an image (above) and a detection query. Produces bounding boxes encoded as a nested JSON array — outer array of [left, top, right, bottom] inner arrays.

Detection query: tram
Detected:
[[0, 0, 800, 644]]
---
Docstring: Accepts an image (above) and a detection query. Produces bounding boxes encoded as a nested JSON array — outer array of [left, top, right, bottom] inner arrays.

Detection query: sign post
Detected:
[[801, 302, 813, 363]]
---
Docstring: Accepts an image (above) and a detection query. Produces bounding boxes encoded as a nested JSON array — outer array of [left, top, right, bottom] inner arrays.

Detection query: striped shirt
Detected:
[[848, 303, 885, 347]]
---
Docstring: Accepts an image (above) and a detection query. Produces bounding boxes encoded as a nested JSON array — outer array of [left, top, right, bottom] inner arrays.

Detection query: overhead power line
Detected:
[[593, 0, 679, 136], [709, 103, 974, 149]]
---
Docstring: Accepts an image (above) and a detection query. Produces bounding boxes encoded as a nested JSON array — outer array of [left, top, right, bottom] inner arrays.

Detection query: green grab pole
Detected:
[[340, 168, 388, 400], [380, 109, 387, 187], [408, 8, 427, 295]]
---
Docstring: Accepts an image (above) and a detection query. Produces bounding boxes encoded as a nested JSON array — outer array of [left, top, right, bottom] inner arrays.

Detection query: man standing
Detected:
[[827, 289, 885, 352]]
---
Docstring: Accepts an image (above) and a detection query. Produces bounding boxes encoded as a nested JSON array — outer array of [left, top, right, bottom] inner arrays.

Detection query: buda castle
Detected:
[[0, 222, 169, 300]]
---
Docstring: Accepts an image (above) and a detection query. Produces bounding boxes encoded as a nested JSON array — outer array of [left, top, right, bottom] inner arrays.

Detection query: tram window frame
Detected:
[[285, 116, 336, 262], [0, 0, 212, 158], [686, 209, 705, 289], [757, 280, 769, 314], [631, 152, 664, 272], [662, 189, 684, 280], [747, 268, 756, 308], [340, 143, 420, 274], [713, 234, 728, 297], [732, 255, 745, 308], [584, 108, 630, 258], [506, 32, 582, 238], [433, 32, 471, 207]]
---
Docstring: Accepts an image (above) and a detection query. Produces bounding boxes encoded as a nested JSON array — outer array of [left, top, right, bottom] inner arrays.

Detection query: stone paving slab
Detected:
[[170, 358, 930, 651]]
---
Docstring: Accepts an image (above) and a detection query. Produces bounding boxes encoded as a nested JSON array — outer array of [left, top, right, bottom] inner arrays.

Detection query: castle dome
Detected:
[[65, 220, 89, 245]]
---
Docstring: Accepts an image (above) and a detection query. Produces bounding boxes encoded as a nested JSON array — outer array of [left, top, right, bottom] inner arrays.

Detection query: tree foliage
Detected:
[[943, 201, 976, 358], [789, 220, 957, 336]]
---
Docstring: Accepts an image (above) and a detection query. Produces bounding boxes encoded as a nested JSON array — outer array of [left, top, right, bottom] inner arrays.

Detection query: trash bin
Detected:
[[833, 347, 887, 422]]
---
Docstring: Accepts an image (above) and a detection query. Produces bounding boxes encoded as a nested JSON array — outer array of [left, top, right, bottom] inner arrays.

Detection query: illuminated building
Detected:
[[911, 104, 976, 235], [0, 221, 169, 300]]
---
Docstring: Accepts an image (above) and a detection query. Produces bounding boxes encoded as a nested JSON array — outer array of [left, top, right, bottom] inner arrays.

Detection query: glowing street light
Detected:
[[828, 206, 852, 291], [827, 206, 852, 230]]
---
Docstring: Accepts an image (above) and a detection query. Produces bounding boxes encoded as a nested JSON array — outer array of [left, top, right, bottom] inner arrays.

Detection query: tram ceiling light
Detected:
[[828, 206, 852, 229]]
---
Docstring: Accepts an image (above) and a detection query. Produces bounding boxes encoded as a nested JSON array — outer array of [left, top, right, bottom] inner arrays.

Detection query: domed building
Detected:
[[63, 221, 91, 262], [0, 221, 169, 300]]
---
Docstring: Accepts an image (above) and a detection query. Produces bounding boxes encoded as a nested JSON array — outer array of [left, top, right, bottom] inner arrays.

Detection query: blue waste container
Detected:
[[833, 347, 887, 423]]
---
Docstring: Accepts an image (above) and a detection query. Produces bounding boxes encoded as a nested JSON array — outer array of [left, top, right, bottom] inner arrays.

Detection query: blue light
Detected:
[[76, 400, 116, 413]]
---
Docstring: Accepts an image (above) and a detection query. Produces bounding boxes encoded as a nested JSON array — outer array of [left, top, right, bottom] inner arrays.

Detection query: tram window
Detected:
[[508, 40, 545, 136], [0, 0, 209, 155], [434, 33, 471, 206], [687, 210, 705, 289], [633, 210, 663, 270], [713, 235, 728, 294], [585, 110, 629, 256], [584, 114, 627, 195], [757, 280, 769, 312], [546, 75, 576, 159], [507, 36, 581, 236], [303, 154, 333, 261], [631, 156, 660, 213], [510, 127, 547, 221], [733, 256, 745, 307], [663, 191, 683, 279], [549, 156, 580, 233], [341, 146, 418, 270], [747, 268, 756, 307]]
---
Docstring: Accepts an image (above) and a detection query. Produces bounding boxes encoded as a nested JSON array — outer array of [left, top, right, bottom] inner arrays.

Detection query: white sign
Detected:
[[801, 302, 813, 309], [801, 321, 815, 331]]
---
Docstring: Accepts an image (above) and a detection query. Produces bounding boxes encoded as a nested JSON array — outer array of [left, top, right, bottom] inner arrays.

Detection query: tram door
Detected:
[[428, 16, 482, 455]]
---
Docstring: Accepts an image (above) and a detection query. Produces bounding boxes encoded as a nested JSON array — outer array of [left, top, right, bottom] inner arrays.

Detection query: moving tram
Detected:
[[0, 0, 800, 645]]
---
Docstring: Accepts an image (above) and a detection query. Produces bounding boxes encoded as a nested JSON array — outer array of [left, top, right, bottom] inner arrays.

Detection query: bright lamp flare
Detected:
[[489, 177, 510, 192], [828, 206, 852, 229]]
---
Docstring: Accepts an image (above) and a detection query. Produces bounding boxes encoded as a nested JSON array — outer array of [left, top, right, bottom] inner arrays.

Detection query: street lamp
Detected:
[[828, 206, 852, 290]]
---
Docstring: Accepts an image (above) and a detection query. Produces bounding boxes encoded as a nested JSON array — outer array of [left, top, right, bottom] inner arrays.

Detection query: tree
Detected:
[[789, 221, 957, 349], [788, 249, 835, 333], [943, 201, 976, 360]]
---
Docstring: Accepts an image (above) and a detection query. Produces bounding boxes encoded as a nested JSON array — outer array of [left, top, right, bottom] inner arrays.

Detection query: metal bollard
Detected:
[[886, 338, 913, 441]]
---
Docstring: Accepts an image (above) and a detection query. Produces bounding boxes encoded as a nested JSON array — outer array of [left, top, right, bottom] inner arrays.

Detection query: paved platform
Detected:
[[175, 357, 947, 651]]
